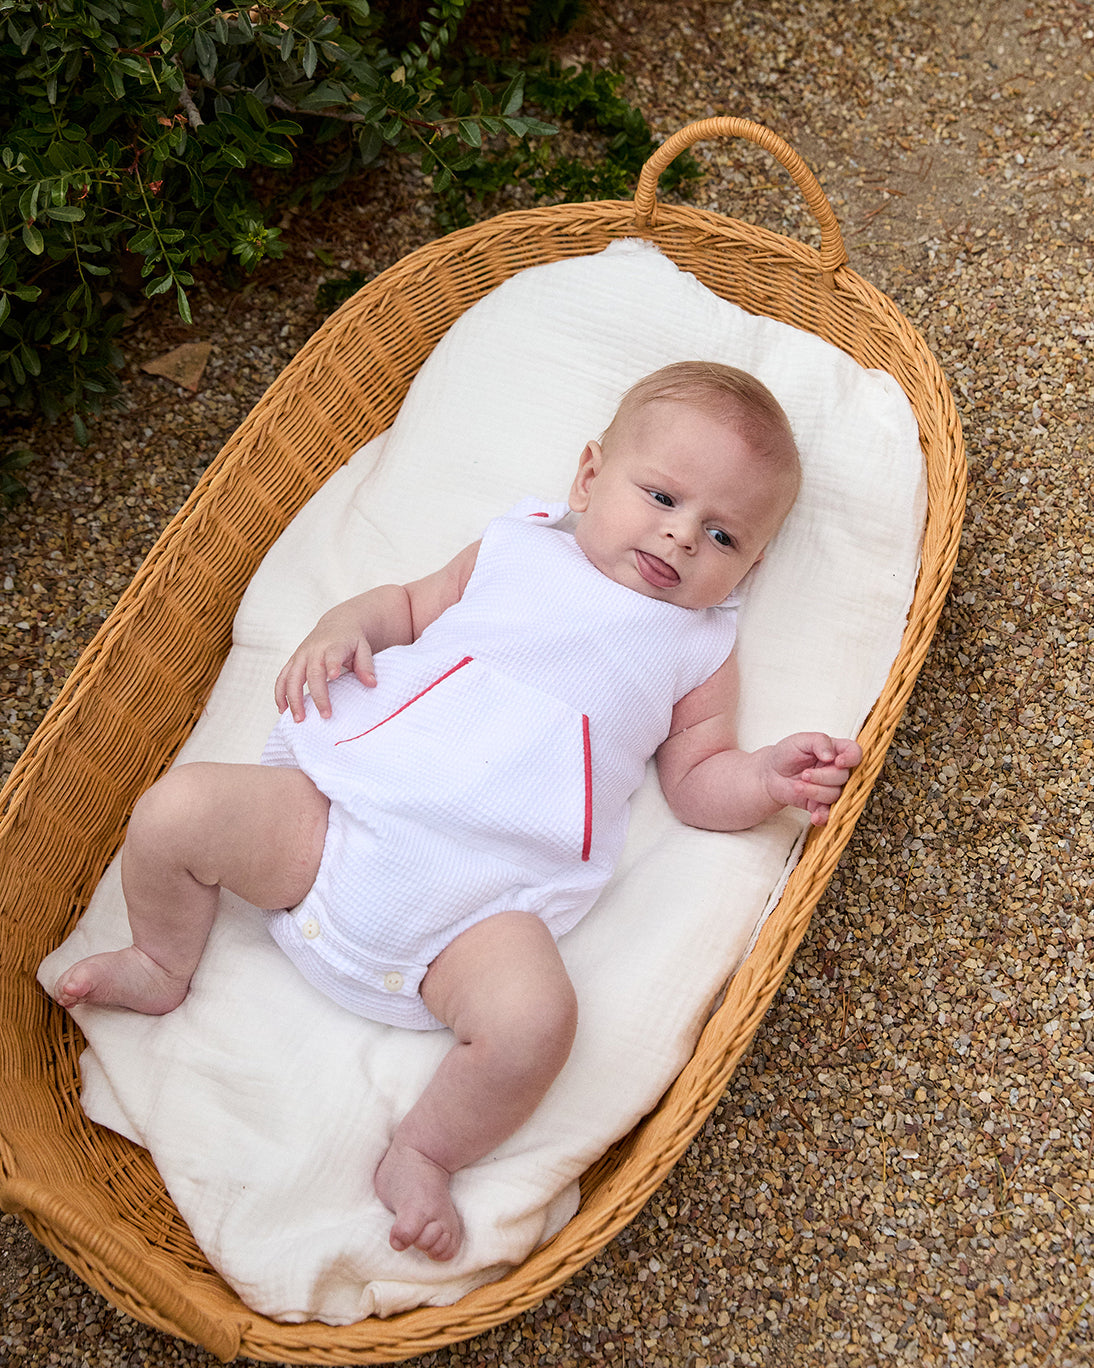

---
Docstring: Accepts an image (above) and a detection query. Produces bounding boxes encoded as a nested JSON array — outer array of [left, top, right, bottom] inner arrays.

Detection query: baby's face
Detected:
[[568, 400, 793, 610]]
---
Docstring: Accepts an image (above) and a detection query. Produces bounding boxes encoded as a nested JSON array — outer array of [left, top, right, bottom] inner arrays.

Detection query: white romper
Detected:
[[261, 500, 739, 1029]]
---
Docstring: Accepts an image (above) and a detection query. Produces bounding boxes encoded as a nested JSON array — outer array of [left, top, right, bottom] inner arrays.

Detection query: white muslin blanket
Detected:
[[39, 240, 926, 1324]]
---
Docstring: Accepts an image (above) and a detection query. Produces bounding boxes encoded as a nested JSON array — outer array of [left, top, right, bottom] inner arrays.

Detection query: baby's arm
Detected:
[[275, 540, 481, 721], [656, 654, 862, 830]]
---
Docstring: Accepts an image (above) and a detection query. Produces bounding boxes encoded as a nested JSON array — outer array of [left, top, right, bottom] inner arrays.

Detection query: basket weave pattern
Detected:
[[0, 120, 965, 1363]]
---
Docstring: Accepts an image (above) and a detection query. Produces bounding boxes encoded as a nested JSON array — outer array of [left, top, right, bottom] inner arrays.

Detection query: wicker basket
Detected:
[[0, 118, 965, 1363]]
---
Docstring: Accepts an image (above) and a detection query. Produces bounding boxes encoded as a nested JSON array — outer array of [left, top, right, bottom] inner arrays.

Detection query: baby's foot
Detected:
[[374, 1139, 463, 1262], [52, 947, 190, 1015]]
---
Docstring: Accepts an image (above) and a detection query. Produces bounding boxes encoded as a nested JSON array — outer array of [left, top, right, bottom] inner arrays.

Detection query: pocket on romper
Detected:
[[336, 656, 594, 873]]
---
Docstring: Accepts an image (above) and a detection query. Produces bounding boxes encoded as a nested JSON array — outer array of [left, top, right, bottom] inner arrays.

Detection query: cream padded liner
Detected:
[[40, 240, 925, 1323]]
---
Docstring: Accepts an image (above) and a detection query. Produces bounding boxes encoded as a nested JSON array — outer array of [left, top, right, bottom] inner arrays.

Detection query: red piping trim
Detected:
[[336, 656, 474, 745], [581, 714, 592, 862]]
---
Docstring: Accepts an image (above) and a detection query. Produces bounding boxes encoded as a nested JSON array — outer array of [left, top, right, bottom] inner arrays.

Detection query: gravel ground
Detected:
[[3, 0, 1092, 1364]]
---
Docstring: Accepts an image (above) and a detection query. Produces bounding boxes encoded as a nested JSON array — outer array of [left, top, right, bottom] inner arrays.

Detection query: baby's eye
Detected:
[[649, 490, 674, 507], [708, 528, 735, 549]]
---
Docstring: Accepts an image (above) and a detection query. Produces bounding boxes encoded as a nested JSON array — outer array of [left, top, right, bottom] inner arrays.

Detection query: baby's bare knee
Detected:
[[493, 974, 578, 1080], [127, 764, 220, 856]]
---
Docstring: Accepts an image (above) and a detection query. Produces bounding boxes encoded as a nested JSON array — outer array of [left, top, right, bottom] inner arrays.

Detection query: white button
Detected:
[[301, 917, 321, 940], [382, 971, 405, 993]]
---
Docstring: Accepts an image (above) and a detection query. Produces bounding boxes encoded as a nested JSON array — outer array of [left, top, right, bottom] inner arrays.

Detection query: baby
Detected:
[[54, 361, 861, 1263]]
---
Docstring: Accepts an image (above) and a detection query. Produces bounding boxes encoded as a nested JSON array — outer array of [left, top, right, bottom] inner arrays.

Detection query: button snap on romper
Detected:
[[261, 501, 738, 1028]]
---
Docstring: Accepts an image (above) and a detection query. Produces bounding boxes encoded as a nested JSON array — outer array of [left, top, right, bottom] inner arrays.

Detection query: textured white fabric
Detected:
[[38, 239, 927, 1325], [261, 499, 737, 1028]]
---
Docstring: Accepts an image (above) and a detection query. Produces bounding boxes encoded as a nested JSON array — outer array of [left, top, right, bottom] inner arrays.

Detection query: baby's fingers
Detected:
[[802, 761, 855, 789], [831, 738, 863, 769], [794, 767, 857, 825], [351, 643, 377, 690], [275, 657, 309, 721], [304, 651, 347, 720]]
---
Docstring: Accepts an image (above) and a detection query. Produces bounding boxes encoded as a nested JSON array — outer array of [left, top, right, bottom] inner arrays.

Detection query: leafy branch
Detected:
[[0, 0, 551, 439], [1, 0, 700, 498]]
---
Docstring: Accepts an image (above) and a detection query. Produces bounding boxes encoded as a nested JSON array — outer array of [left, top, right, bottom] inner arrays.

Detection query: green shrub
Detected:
[[0, 0, 554, 438], [435, 60, 701, 230], [1, 0, 699, 472]]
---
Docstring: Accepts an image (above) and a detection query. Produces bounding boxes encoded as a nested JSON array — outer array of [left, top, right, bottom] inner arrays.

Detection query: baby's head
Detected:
[[569, 361, 801, 609]]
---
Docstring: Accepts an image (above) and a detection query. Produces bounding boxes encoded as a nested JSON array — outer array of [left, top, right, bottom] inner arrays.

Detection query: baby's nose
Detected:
[[667, 519, 696, 550]]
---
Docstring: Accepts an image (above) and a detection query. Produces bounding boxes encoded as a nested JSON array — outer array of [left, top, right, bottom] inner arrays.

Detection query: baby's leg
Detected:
[[53, 762, 329, 1014], [374, 911, 578, 1262]]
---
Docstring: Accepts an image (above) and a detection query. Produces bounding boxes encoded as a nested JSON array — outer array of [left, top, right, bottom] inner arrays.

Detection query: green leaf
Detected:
[[458, 119, 481, 148], [241, 93, 269, 128], [303, 39, 318, 78], [65, 281, 92, 310], [22, 222, 44, 254], [44, 204, 86, 222], [18, 185, 41, 222], [177, 285, 192, 325], [193, 27, 217, 81], [501, 75, 525, 116], [356, 123, 382, 163], [514, 116, 558, 137], [0, 449, 36, 473], [221, 146, 247, 168], [299, 79, 346, 110], [47, 141, 76, 172]]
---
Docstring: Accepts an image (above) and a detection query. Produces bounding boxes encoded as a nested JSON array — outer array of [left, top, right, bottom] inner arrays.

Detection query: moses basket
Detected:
[[0, 118, 965, 1361]]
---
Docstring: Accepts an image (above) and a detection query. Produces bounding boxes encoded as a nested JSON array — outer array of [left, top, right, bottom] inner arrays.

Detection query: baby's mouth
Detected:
[[635, 550, 680, 589]]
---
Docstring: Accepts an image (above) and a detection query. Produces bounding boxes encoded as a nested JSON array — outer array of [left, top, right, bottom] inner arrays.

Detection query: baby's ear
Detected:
[[568, 440, 602, 512]]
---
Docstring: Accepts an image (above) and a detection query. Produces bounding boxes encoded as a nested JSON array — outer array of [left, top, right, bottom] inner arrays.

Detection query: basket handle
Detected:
[[634, 117, 849, 283]]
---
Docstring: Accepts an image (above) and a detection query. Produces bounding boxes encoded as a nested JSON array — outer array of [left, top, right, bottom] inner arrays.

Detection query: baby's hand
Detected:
[[764, 733, 862, 826], [274, 605, 378, 722]]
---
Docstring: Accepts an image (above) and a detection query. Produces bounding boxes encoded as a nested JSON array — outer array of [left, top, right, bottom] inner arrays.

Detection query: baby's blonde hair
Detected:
[[605, 360, 802, 500]]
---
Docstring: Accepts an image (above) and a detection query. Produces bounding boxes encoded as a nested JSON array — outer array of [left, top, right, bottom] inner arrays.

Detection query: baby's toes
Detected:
[[53, 971, 85, 1008], [417, 1217, 460, 1262], [54, 961, 103, 1007], [389, 1208, 460, 1261], [387, 1210, 420, 1253]]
